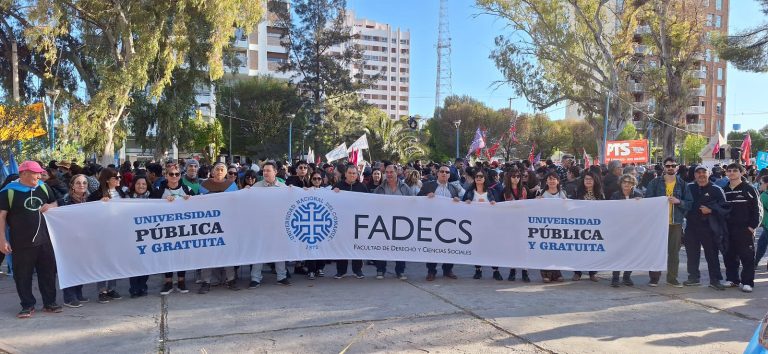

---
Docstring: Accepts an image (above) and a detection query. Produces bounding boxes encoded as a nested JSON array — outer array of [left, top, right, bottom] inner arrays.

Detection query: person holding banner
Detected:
[[0, 161, 61, 318], [181, 159, 201, 195], [372, 164, 412, 280], [722, 163, 762, 293], [153, 164, 195, 296], [58, 174, 93, 308], [126, 176, 152, 298], [572, 171, 604, 282], [536, 171, 567, 283], [87, 167, 126, 303], [418, 165, 461, 281], [198, 162, 240, 294], [249, 162, 291, 288], [286, 161, 311, 188], [333, 165, 369, 279], [463, 169, 500, 280], [609, 174, 644, 288], [501, 167, 530, 282]]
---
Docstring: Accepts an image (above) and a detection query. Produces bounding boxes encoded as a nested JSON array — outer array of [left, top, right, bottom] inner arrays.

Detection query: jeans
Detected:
[[426, 263, 453, 275], [375, 261, 405, 275], [650, 223, 683, 283], [724, 225, 756, 287], [97, 279, 117, 293], [12, 243, 57, 308], [336, 260, 363, 275], [201, 267, 235, 284], [62, 285, 84, 303], [684, 222, 722, 283], [251, 262, 287, 282], [755, 226, 768, 264]]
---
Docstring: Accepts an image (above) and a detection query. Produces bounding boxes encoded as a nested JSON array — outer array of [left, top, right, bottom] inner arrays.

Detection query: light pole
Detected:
[[453, 120, 461, 159], [287, 114, 295, 163], [45, 89, 60, 151]]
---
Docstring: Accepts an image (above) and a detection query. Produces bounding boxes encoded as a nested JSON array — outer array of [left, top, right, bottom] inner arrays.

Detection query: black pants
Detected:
[[684, 223, 722, 283], [304, 260, 325, 273], [725, 225, 755, 287], [129, 276, 149, 295], [574, 271, 597, 276], [426, 263, 453, 275], [336, 260, 362, 274], [376, 261, 405, 274], [12, 243, 57, 308], [163, 271, 186, 279]]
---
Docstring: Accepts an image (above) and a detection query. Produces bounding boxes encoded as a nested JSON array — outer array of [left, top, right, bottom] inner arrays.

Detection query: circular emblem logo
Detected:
[[285, 196, 338, 247], [24, 196, 44, 211]]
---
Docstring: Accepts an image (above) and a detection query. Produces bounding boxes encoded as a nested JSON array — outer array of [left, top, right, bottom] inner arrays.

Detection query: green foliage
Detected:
[[187, 113, 224, 163], [680, 134, 707, 164], [728, 128, 768, 155], [616, 122, 641, 141], [714, 1, 768, 72], [364, 113, 427, 162]]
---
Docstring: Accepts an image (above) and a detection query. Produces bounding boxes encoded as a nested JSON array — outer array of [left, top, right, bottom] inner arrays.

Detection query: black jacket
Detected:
[[684, 182, 731, 252], [462, 186, 498, 202], [334, 180, 369, 193], [723, 180, 762, 229], [152, 180, 196, 199], [417, 180, 462, 198], [87, 186, 128, 201], [610, 189, 644, 200], [603, 173, 620, 200], [286, 175, 311, 188]]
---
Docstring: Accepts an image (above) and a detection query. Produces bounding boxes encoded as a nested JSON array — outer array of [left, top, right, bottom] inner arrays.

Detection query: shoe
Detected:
[[77, 296, 90, 303], [376, 272, 384, 280], [666, 279, 683, 288], [492, 270, 503, 281], [709, 282, 725, 290], [522, 270, 531, 283], [177, 281, 189, 293], [542, 278, 551, 283], [508, 270, 516, 281], [130, 293, 141, 299], [16, 307, 34, 319], [589, 275, 599, 282], [444, 272, 458, 279], [226, 280, 240, 291], [63, 300, 82, 308], [572, 274, 581, 281], [397, 273, 408, 280], [648, 280, 659, 287], [473, 269, 482, 279], [742, 285, 753, 293], [622, 278, 634, 286], [723, 281, 739, 288], [106, 290, 122, 300], [354, 272, 365, 279], [333, 273, 345, 279], [160, 282, 174, 296], [98, 292, 111, 303], [317, 269, 325, 277], [611, 279, 620, 288], [198, 282, 211, 294], [248, 281, 260, 289], [277, 278, 292, 286], [43, 303, 63, 313], [293, 266, 308, 275], [683, 279, 701, 286], [139, 290, 149, 297], [308, 272, 316, 280], [426, 273, 436, 281]]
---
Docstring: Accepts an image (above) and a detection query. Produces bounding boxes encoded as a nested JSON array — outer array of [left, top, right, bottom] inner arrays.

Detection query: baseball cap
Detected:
[[19, 161, 46, 173], [693, 165, 708, 172]]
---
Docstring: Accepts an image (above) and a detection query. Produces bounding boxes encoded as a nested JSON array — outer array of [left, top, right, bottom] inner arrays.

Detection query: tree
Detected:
[[714, 0, 768, 71], [428, 95, 509, 160], [271, 0, 374, 120], [616, 122, 641, 141], [364, 112, 427, 162], [2, 1, 263, 165], [478, 0, 630, 163], [728, 129, 768, 156], [680, 134, 707, 164], [187, 112, 224, 163]]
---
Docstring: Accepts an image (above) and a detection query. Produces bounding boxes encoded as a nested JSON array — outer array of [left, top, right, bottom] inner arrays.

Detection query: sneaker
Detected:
[[43, 303, 63, 313], [160, 282, 174, 296], [666, 279, 684, 288], [16, 307, 34, 319], [77, 296, 90, 303], [226, 280, 240, 291], [106, 290, 122, 300], [354, 272, 365, 279], [709, 282, 726, 290], [198, 282, 211, 294], [98, 292, 111, 303], [723, 281, 739, 288], [508, 270, 516, 281], [473, 269, 482, 279], [611, 279, 620, 288], [248, 281, 260, 289], [622, 278, 634, 286], [293, 266, 308, 275], [277, 278, 292, 286], [683, 279, 701, 286], [426, 273, 436, 281], [63, 300, 82, 308], [317, 269, 325, 277], [572, 274, 581, 281], [589, 274, 599, 282], [333, 273, 345, 279], [648, 280, 659, 287], [376, 272, 384, 280], [444, 272, 458, 279], [522, 271, 531, 283], [397, 273, 408, 280], [492, 271, 503, 281], [130, 293, 141, 299], [177, 281, 189, 293], [308, 272, 316, 280], [742, 284, 754, 293]]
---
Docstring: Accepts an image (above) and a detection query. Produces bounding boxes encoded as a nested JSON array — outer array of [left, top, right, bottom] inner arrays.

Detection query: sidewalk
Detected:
[[0, 254, 763, 353]]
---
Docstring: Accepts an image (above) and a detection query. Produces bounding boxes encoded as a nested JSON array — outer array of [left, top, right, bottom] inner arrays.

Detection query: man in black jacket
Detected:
[[417, 165, 462, 281], [333, 165, 369, 278], [723, 163, 763, 293], [682, 165, 730, 290]]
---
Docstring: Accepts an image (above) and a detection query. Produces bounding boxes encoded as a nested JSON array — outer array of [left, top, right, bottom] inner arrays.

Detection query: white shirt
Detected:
[[435, 182, 453, 199], [472, 191, 488, 202]]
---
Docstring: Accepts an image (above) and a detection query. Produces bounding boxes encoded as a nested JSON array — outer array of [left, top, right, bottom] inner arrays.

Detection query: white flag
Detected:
[[347, 134, 369, 152], [326, 143, 348, 163], [306, 148, 314, 163]]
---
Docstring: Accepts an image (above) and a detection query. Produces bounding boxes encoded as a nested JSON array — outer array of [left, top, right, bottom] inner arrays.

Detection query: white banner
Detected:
[[45, 189, 669, 288], [325, 143, 347, 163], [347, 133, 369, 152]]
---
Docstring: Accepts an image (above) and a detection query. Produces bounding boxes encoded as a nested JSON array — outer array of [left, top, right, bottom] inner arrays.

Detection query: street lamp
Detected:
[[453, 120, 461, 159], [287, 114, 295, 163], [45, 89, 61, 151]]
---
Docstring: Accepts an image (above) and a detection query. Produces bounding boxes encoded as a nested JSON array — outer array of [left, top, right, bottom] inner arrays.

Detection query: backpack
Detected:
[[6, 184, 49, 211]]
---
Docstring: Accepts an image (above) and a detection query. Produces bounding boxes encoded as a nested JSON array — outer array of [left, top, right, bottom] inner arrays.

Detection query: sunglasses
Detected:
[[228, 172, 238, 176], [112, 175, 122, 180], [246, 176, 256, 179], [475, 175, 485, 178], [312, 177, 323, 181], [665, 164, 677, 168], [298, 166, 308, 169], [510, 175, 520, 178], [438, 170, 450, 174], [168, 172, 181, 177]]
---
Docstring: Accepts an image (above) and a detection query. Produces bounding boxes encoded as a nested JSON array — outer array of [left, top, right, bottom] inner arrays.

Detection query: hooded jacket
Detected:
[[645, 175, 689, 225]]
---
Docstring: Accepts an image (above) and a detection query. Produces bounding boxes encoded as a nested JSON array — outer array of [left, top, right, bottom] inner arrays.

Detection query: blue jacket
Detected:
[[462, 186, 498, 203], [644, 175, 689, 225]]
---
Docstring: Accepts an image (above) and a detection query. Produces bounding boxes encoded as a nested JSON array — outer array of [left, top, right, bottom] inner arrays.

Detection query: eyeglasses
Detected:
[[438, 170, 450, 174], [312, 177, 322, 181], [246, 176, 256, 179], [74, 181, 88, 185], [475, 175, 485, 179], [112, 175, 122, 180], [511, 175, 520, 179], [228, 172, 238, 176], [621, 181, 634, 184], [665, 164, 678, 168], [726, 169, 740, 173], [168, 172, 181, 177], [298, 166, 308, 170]]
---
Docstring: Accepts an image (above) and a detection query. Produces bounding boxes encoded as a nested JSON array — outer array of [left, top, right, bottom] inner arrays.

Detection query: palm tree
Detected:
[[364, 113, 426, 163]]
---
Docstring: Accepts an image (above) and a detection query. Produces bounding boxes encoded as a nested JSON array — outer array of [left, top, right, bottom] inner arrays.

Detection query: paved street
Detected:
[[0, 252, 763, 354]]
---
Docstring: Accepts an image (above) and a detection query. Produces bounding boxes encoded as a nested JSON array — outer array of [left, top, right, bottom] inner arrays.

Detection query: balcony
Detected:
[[692, 70, 707, 79], [686, 123, 705, 133], [691, 87, 706, 97], [635, 25, 651, 36], [687, 106, 705, 115], [629, 82, 644, 93], [633, 101, 656, 112]]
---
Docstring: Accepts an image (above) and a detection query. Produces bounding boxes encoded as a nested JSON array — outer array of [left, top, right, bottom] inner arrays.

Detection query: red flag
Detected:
[[712, 139, 720, 158], [348, 148, 359, 166], [741, 133, 752, 165], [508, 124, 519, 143], [528, 143, 536, 164], [315, 154, 322, 165], [583, 148, 591, 167], [486, 141, 500, 160]]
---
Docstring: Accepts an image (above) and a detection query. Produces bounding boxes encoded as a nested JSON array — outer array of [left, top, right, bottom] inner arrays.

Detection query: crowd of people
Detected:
[[0, 154, 765, 319]]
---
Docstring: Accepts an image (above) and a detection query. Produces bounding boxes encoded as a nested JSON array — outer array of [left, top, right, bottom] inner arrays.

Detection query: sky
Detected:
[[348, 0, 768, 134]]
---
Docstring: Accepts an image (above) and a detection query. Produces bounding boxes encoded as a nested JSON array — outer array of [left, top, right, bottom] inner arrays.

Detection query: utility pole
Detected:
[[453, 120, 461, 159], [434, 0, 452, 118]]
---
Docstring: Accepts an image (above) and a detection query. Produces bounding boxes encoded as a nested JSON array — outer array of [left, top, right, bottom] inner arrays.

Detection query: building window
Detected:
[[399, 105, 407, 110], [391, 86, 396, 91], [705, 49, 711, 62], [391, 57, 396, 62], [390, 105, 396, 110], [715, 15, 721, 28], [706, 14, 713, 27], [391, 48, 396, 53], [391, 95, 396, 100], [716, 85, 723, 98], [390, 76, 396, 81], [400, 86, 408, 92], [716, 0, 722, 11], [400, 49, 409, 54], [717, 67, 723, 80], [716, 102, 722, 115]]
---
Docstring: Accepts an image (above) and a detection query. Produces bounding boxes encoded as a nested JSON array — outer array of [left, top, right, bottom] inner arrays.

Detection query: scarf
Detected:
[[201, 179, 234, 193], [69, 192, 87, 204], [0, 180, 44, 193]]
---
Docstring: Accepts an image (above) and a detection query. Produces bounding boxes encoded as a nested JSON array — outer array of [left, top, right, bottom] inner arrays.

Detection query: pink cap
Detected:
[[18, 161, 46, 173]]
